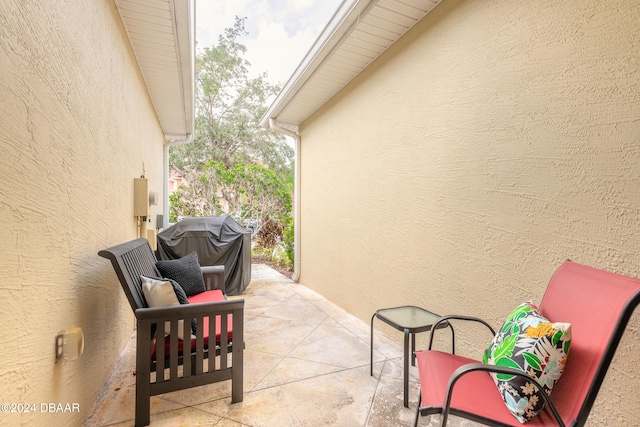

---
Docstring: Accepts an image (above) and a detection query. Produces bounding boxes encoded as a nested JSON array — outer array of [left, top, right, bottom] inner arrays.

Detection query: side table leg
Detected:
[[370, 313, 376, 376], [404, 328, 409, 408], [411, 332, 416, 366]]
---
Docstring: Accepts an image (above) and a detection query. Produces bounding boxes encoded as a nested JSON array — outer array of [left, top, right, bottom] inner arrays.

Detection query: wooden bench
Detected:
[[99, 238, 244, 427]]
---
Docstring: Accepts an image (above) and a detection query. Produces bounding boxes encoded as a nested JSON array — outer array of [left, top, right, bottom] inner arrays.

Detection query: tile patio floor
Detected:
[[86, 264, 478, 427]]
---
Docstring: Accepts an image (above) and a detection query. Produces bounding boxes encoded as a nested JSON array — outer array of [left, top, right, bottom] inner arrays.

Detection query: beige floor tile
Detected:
[[380, 357, 421, 383], [210, 417, 251, 426], [244, 316, 318, 355], [371, 328, 405, 361], [147, 406, 221, 426], [241, 305, 271, 320], [250, 264, 292, 282], [85, 383, 186, 426], [160, 381, 231, 407], [367, 376, 420, 427], [286, 282, 326, 301], [243, 349, 285, 391], [87, 264, 486, 427], [288, 322, 373, 369], [308, 297, 352, 320], [252, 356, 345, 390], [200, 366, 379, 427], [259, 297, 328, 324]]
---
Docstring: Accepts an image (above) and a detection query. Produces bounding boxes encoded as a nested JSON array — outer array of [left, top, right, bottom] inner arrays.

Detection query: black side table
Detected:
[[370, 306, 448, 407]]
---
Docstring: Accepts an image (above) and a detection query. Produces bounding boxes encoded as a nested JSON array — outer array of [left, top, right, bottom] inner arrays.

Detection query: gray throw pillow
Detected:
[[156, 252, 206, 297]]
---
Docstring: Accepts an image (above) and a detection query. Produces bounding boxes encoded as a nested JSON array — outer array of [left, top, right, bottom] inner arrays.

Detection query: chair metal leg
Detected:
[[440, 411, 449, 427], [414, 392, 421, 427]]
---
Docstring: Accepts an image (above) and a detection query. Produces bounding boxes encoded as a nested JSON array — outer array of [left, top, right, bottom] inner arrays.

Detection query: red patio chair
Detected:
[[414, 260, 640, 426]]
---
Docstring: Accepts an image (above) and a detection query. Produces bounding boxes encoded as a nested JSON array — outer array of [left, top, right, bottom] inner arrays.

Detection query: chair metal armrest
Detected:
[[201, 265, 225, 293], [440, 363, 565, 427], [428, 315, 496, 353]]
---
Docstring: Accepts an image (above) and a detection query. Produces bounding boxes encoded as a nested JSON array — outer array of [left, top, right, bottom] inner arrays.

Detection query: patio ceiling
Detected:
[[114, 0, 195, 141], [259, 0, 442, 133]]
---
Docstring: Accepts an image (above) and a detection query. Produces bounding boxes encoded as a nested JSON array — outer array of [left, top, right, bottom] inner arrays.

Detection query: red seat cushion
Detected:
[[415, 350, 564, 426], [150, 290, 234, 360]]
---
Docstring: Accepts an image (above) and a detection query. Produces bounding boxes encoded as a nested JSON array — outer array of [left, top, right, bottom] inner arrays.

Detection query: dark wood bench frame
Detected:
[[99, 238, 244, 427]]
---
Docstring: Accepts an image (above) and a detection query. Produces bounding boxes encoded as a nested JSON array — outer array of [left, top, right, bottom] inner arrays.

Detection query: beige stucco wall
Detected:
[[0, 1, 164, 424], [299, 0, 640, 424]]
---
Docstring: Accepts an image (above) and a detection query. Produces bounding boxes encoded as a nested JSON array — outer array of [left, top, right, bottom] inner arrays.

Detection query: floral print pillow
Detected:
[[482, 302, 571, 423]]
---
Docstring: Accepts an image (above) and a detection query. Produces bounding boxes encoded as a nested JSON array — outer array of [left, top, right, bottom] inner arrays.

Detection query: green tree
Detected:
[[169, 17, 294, 243], [206, 160, 292, 235], [170, 17, 292, 178]]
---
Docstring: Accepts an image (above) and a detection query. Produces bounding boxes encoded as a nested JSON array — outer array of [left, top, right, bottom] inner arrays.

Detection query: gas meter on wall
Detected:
[[134, 177, 159, 247], [134, 178, 150, 217]]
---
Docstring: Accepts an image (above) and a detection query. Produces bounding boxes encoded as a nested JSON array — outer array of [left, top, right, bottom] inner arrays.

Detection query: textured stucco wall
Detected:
[[299, 0, 640, 424], [0, 1, 164, 424]]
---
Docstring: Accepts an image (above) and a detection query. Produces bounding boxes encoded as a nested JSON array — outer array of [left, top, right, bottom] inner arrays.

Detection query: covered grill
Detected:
[[156, 216, 251, 295]]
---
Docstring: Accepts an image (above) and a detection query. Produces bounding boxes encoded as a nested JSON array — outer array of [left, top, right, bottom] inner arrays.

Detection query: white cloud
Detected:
[[244, 20, 319, 84], [196, 0, 342, 84], [288, 0, 315, 12]]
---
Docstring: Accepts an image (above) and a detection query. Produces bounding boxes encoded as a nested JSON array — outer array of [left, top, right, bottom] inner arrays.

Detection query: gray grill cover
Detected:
[[156, 216, 251, 295]]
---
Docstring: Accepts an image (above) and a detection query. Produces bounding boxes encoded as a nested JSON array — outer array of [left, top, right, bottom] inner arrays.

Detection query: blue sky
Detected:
[[196, 0, 343, 85]]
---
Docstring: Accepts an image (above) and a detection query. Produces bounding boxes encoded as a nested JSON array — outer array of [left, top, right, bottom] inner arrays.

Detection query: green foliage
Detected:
[[250, 215, 294, 273], [255, 217, 285, 247], [168, 191, 181, 223], [282, 217, 294, 265], [168, 17, 294, 247], [203, 160, 292, 233], [169, 181, 223, 222], [170, 17, 293, 176], [251, 243, 292, 271]]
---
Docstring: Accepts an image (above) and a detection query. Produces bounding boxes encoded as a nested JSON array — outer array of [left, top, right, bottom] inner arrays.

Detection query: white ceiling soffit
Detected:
[[115, 0, 195, 141], [260, 0, 442, 131]]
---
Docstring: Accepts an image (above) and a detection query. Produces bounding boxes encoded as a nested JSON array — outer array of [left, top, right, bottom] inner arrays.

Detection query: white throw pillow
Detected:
[[140, 276, 186, 340]]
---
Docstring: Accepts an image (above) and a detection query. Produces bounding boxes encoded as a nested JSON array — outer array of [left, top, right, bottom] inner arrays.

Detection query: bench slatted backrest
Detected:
[[99, 238, 161, 312]]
